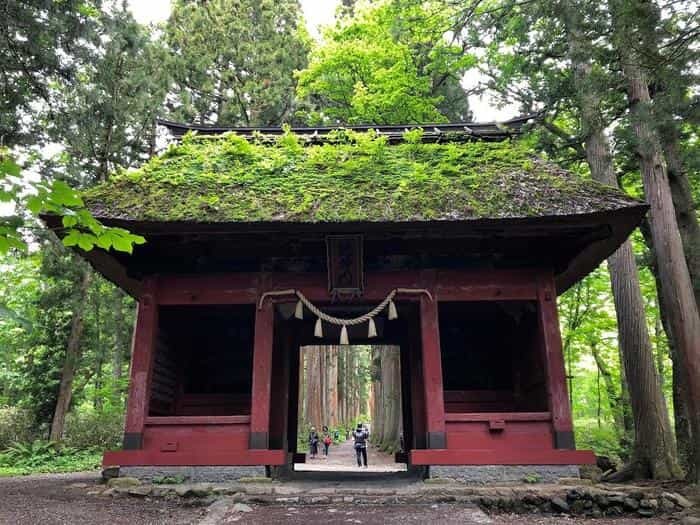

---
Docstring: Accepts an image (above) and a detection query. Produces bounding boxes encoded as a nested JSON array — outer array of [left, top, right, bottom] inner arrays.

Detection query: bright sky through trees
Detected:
[[126, 0, 516, 121]]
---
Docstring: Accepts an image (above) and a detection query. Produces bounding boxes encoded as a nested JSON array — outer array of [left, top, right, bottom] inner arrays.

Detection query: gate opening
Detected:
[[294, 345, 407, 472]]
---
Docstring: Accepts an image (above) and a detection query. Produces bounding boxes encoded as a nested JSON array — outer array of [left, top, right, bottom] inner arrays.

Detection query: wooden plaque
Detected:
[[326, 234, 364, 298]]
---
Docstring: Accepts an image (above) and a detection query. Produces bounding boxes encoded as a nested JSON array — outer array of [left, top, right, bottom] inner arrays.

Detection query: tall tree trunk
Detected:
[[662, 136, 700, 309], [319, 346, 327, 426], [112, 288, 129, 408], [381, 346, 401, 452], [590, 342, 625, 436], [641, 221, 694, 474], [371, 347, 384, 444], [610, 2, 700, 480], [298, 347, 306, 443], [561, 0, 681, 479], [49, 269, 92, 442], [305, 347, 322, 429], [327, 346, 338, 426], [93, 289, 103, 412], [338, 349, 345, 426]]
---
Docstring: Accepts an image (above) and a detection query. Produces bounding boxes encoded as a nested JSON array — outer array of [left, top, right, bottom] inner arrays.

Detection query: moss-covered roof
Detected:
[[84, 130, 642, 224]]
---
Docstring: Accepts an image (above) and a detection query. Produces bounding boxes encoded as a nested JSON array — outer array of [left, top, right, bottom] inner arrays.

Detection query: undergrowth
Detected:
[[0, 440, 102, 477]]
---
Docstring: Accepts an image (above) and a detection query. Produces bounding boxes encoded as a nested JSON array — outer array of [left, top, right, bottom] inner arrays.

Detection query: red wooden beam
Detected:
[[409, 448, 596, 465], [435, 269, 538, 301], [145, 416, 251, 426], [445, 412, 552, 423], [537, 271, 575, 449], [419, 273, 446, 449], [249, 300, 274, 449], [123, 277, 159, 450], [156, 274, 259, 304], [103, 449, 286, 467], [152, 269, 539, 306]]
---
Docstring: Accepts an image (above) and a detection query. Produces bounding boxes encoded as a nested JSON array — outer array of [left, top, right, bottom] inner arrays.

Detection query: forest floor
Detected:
[[294, 438, 406, 472], [0, 470, 695, 525]]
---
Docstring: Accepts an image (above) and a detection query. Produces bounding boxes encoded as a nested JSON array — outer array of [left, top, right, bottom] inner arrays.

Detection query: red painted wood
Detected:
[[178, 394, 251, 416], [103, 449, 286, 467], [537, 271, 574, 435], [156, 274, 259, 305], [145, 416, 251, 425], [445, 412, 551, 422], [140, 424, 251, 460], [444, 390, 516, 413], [445, 422, 554, 449], [153, 269, 538, 306], [268, 320, 291, 450], [419, 286, 446, 440], [249, 300, 274, 446], [124, 277, 159, 437], [435, 269, 538, 301], [409, 448, 596, 465]]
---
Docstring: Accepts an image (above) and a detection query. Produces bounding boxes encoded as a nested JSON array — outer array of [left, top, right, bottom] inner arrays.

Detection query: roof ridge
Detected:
[[156, 113, 543, 143]]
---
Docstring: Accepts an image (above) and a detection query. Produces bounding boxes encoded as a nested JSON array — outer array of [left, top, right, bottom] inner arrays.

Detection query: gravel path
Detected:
[[0, 471, 203, 525], [200, 502, 671, 524], [294, 438, 405, 473], [0, 471, 682, 525]]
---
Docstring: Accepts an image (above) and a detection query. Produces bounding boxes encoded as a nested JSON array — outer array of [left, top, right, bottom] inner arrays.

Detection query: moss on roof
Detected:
[[84, 130, 642, 224]]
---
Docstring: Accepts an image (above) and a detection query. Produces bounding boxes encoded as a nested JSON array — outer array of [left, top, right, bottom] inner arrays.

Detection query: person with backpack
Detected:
[[352, 423, 369, 467], [308, 427, 319, 459], [322, 429, 332, 458]]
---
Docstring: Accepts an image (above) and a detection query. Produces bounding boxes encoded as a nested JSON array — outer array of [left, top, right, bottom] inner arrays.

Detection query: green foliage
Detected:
[[297, 0, 474, 124], [48, 4, 170, 184], [1, 149, 146, 255], [83, 132, 638, 224], [0, 0, 101, 147], [164, 0, 310, 126], [0, 408, 37, 451], [0, 441, 101, 476], [62, 410, 124, 451], [522, 473, 542, 484], [574, 419, 625, 465]]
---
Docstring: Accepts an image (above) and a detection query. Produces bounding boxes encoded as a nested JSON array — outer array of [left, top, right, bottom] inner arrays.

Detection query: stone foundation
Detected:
[[119, 466, 267, 483], [429, 465, 580, 484]]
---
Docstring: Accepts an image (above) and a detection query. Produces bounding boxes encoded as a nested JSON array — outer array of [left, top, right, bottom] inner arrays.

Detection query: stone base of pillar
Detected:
[[428, 465, 580, 484]]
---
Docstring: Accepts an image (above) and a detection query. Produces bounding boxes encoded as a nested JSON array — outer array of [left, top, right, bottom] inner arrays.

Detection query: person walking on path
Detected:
[[308, 427, 319, 459], [322, 425, 332, 458], [352, 423, 369, 467]]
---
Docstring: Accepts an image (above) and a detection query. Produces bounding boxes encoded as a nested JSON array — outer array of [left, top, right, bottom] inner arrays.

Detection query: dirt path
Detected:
[[294, 438, 406, 472], [0, 471, 685, 525], [208, 503, 670, 524], [0, 472, 204, 525]]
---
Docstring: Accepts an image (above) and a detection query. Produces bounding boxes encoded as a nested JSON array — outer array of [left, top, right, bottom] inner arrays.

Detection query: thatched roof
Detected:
[[84, 126, 642, 225]]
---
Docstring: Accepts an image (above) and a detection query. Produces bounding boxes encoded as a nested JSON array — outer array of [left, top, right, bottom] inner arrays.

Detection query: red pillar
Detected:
[[420, 294, 446, 449], [123, 277, 158, 450], [249, 300, 274, 449], [537, 271, 575, 449]]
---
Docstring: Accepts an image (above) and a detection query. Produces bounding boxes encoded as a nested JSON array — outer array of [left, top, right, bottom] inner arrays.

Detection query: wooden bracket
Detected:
[[489, 419, 506, 432], [160, 441, 178, 452]]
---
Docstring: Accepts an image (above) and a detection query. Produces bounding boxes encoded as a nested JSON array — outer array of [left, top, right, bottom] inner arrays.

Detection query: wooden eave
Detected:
[[43, 203, 647, 299]]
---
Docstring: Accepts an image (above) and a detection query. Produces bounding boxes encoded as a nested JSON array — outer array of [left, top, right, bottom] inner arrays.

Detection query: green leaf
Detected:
[[111, 235, 133, 254], [26, 195, 44, 214], [50, 181, 83, 207], [77, 233, 95, 251], [62, 215, 78, 228], [0, 158, 21, 178], [95, 233, 113, 250], [62, 231, 81, 247]]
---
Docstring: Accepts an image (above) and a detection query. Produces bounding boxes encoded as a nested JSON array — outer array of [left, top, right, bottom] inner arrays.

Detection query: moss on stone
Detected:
[[84, 130, 642, 223]]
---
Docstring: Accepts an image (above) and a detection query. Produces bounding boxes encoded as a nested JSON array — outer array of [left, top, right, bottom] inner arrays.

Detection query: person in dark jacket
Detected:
[[352, 424, 369, 467], [308, 427, 319, 459]]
